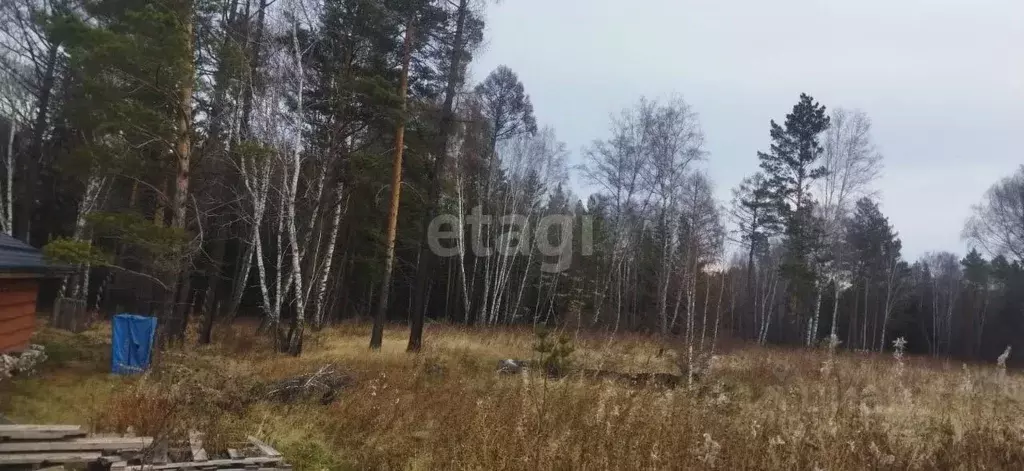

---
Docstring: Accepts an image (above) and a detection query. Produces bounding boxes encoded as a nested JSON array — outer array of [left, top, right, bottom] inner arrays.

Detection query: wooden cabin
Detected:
[[0, 234, 53, 354]]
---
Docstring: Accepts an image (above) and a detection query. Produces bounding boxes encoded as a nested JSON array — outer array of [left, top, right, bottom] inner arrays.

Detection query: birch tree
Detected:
[[814, 108, 883, 341], [480, 128, 566, 326], [471, 65, 537, 327], [0, 0, 68, 241], [645, 98, 704, 336], [580, 97, 705, 330], [730, 172, 779, 337], [923, 252, 961, 356], [1, 119, 14, 235], [964, 165, 1024, 262]]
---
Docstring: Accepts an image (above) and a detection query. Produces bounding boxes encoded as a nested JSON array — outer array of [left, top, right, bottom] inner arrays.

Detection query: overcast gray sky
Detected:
[[471, 0, 1023, 260]]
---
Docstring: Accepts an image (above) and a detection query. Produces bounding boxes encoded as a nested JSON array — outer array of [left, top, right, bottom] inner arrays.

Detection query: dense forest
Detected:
[[1, 0, 1022, 361]]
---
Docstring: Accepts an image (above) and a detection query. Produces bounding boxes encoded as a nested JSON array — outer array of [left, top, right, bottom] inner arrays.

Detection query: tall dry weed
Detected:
[[9, 323, 1024, 470]]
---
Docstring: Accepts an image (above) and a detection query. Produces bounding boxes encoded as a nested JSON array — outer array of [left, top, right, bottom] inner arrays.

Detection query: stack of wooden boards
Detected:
[[0, 425, 292, 470], [115, 433, 295, 471], [0, 424, 150, 468]]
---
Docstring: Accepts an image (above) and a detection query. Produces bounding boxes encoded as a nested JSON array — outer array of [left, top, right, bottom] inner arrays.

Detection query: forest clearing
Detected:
[[1, 0, 1023, 468], [4, 321, 1024, 470]]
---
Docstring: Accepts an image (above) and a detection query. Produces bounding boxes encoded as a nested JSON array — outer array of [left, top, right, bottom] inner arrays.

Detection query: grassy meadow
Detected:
[[3, 321, 1024, 470]]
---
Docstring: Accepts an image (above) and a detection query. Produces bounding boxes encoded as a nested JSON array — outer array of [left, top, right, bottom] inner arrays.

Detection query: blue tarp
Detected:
[[111, 314, 157, 375]]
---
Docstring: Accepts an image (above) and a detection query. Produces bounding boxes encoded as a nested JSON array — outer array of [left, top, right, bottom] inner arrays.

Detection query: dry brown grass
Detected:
[[4, 321, 1024, 470]]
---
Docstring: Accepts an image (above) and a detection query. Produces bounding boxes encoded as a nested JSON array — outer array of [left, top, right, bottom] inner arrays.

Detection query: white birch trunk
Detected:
[[656, 208, 676, 336], [861, 280, 870, 350], [284, 15, 307, 352], [510, 215, 536, 324], [829, 273, 842, 338], [313, 187, 345, 327], [759, 271, 779, 345], [699, 268, 710, 351], [239, 139, 271, 322], [543, 272, 560, 325], [477, 156, 498, 325], [685, 245, 698, 387], [878, 254, 900, 352], [272, 164, 286, 321], [497, 191, 519, 323], [487, 188, 517, 324], [63, 172, 107, 300], [711, 271, 726, 354], [807, 286, 822, 346], [455, 178, 472, 317], [2, 120, 13, 235]]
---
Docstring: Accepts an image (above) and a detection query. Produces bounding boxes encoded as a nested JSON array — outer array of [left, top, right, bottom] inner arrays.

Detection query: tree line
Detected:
[[1, 0, 1021, 361]]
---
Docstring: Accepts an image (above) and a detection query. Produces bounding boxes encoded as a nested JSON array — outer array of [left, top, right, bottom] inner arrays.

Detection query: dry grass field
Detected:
[[3, 322, 1024, 470]]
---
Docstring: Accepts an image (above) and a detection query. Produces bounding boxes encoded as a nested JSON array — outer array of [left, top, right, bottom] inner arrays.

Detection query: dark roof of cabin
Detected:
[[0, 234, 54, 275]]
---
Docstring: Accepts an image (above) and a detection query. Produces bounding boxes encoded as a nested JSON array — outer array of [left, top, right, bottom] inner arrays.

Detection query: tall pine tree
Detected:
[[757, 94, 830, 339]]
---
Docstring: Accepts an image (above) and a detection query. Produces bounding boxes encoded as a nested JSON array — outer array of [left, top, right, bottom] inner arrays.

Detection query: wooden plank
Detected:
[[217, 468, 291, 471], [0, 425, 85, 440], [0, 436, 152, 453], [188, 430, 208, 462], [0, 309, 35, 331], [0, 301, 35, 319], [0, 319, 34, 353], [123, 456, 284, 470], [0, 329, 32, 354], [226, 448, 242, 459], [246, 436, 281, 457], [151, 436, 169, 464], [109, 461, 128, 471], [0, 291, 37, 308], [0, 273, 42, 280], [0, 424, 84, 431], [0, 451, 102, 465]]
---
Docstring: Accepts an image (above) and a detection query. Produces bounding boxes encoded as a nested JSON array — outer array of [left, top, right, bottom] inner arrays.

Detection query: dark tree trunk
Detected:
[[199, 222, 228, 344], [285, 316, 303, 356], [17, 42, 60, 243], [371, 21, 414, 350], [167, 274, 193, 344], [408, 0, 470, 352], [240, 0, 268, 140], [746, 241, 756, 339]]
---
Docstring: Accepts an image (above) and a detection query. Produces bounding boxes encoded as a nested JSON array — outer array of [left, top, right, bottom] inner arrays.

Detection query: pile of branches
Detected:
[[263, 365, 352, 405]]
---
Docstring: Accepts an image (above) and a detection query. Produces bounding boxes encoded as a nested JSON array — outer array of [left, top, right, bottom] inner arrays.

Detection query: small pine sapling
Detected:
[[533, 327, 575, 377]]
